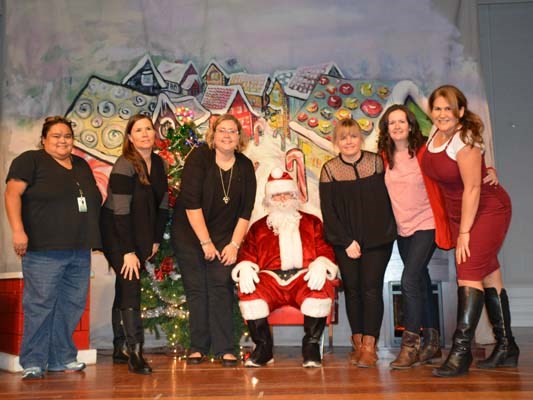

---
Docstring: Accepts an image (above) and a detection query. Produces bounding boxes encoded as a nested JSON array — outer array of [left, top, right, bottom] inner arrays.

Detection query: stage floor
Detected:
[[1, 328, 532, 400]]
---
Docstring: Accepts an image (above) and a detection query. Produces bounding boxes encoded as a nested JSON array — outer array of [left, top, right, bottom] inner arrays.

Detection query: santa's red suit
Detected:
[[233, 211, 337, 321]]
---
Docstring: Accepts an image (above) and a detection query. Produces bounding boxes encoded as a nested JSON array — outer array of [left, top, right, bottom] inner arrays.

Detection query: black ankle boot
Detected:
[[121, 309, 152, 374], [127, 343, 152, 375], [302, 316, 326, 368], [477, 288, 520, 368], [433, 286, 484, 377], [245, 318, 274, 367], [112, 308, 128, 364]]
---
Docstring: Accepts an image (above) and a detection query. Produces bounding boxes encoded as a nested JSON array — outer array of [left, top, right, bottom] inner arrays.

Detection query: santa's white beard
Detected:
[[266, 200, 303, 270]]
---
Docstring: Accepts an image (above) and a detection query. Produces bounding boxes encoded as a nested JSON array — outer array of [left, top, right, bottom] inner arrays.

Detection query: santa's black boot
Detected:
[[245, 318, 274, 367], [302, 316, 326, 368]]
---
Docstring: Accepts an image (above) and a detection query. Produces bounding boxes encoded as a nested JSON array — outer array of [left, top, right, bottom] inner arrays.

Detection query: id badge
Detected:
[[77, 196, 88, 213]]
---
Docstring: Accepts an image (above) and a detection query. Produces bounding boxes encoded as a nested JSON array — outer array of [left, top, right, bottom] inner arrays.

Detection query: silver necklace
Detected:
[[219, 166, 233, 204]]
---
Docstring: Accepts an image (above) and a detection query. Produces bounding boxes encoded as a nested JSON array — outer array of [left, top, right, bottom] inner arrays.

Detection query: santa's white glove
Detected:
[[231, 261, 260, 294], [304, 262, 327, 291]]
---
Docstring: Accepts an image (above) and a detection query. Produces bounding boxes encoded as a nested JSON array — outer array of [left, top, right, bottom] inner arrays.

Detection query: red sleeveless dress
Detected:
[[421, 132, 512, 280]]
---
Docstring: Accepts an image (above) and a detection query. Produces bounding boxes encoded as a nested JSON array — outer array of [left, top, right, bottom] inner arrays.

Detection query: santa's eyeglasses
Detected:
[[271, 192, 297, 200]]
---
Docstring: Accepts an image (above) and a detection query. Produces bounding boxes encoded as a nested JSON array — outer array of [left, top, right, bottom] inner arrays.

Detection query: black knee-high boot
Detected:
[[433, 286, 484, 377], [245, 318, 274, 367], [112, 308, 129, 364], [121, 308, 152, 375], [302, 316, 326, 368], [477, 288, 520, 368]]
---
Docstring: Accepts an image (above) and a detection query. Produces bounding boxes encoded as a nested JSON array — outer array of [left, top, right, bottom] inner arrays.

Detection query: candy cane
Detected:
[[285, 148, 308, 202], [253, 119, 266, 146], [272, 128, 286, 151]]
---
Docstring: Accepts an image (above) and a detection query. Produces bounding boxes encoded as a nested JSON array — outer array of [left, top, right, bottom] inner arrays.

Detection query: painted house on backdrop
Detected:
[[151, 93, 211, 147], [289, 78, 430, 178], [284, 62, 343, 119], [65, 76, 157, 164], [201, 58, 246, 89], [122, 54, 167, 96], [157, 60, 201, 97], [227, 73, 271, 112], [266, 78, 290, 139], [201, 85, 261, 141]]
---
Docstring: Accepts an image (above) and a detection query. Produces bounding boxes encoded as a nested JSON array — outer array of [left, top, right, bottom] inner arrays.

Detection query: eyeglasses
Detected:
[[216, 129, 239, 135]]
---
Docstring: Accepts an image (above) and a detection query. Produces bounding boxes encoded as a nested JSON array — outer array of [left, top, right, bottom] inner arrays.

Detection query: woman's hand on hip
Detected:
[[12, 230, 28, 257], [346, 240, 361, 259], [221, 244, 238, 266], [202, 242, 220, 262], [121, 252, 141, 280], [456, 232, 471, 264]]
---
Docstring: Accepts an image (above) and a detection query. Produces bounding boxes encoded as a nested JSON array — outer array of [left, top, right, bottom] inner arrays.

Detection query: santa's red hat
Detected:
[[265, 167, 298, 198]]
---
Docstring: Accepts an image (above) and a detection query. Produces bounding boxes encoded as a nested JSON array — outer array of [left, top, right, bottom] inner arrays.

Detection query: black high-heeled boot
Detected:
[[477, 288, 520, 368], [433, 286, 484, 377], [121, 308, 152, 375], [112, 308, 129, 364]]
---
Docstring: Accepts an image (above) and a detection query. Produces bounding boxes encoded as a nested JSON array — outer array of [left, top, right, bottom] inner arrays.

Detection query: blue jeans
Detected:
[[397, 230, 438, 333], [20, 250, 91, 370]]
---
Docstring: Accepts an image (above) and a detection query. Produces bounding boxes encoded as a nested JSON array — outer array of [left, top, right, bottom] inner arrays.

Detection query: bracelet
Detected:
[[486, 166, 496, 172], [230, 240, 240, 250], [200, 238, 212, 246], [459, 231, 470, 234]]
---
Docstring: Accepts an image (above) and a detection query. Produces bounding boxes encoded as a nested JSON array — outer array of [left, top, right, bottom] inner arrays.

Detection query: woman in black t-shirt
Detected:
[[319, 118, 396, 368], [100, 114, 169, 375], [5, 116, 101, 380], [171, 114, 256, 367]]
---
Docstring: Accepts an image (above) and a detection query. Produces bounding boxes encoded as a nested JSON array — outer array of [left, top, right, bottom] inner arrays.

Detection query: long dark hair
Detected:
[[377, 104, 425, 169], [122, 114, 154, 185], [428, 85, 484, 147]]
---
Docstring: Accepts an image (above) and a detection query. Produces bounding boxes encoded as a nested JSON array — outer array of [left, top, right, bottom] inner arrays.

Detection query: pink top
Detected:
[[384, 149, 435, 237]]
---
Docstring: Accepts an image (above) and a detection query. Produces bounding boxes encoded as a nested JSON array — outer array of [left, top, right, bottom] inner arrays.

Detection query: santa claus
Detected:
[[231, 167, 338, 368]]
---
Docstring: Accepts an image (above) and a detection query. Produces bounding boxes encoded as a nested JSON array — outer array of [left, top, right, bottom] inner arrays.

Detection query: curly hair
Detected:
[[377, 104, 425, 169], [428, 85, 484, 147]]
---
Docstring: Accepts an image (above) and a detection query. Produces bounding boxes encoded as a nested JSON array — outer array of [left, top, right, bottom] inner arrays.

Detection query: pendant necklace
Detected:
[[219, 166, 233, 204]]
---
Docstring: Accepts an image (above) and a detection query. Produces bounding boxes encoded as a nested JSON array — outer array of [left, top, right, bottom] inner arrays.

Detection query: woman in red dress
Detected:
[[421, 85, 519, 377]]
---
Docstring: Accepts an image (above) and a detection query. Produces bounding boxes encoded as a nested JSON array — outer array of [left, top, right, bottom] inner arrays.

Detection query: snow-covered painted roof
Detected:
[[157, 60, 196, 84], [272, 69, 295, 88], [182, 74, 199, 90], [122, 54, 167, 88], [153, 93, 211, 127], [65, 75, 157, 163], [289, 78, 426, 154], [201, 58, 246, 78], [285, 62, 343, 100], [228, 73, 271, 96], [201, 84, 261, 116]]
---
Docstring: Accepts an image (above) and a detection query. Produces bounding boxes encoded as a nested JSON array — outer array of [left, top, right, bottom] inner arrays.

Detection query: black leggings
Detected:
[[335, 242, 393, 338], [107, 252, 142, 310]]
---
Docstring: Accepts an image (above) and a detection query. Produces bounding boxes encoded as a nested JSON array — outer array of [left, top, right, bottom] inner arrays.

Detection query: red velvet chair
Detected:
[[267, 278, 341, 353]]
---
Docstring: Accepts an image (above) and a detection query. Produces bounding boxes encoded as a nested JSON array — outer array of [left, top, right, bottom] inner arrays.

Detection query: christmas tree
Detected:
[[140, 107, 245, 357]]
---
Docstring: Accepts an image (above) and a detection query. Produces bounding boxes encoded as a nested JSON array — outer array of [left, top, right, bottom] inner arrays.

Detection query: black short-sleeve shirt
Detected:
[[6, 149, 102, 251]]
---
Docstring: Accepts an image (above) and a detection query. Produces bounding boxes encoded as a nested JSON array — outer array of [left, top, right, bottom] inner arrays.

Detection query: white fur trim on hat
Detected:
[[239, 299, 270, 320], [265, 168, 298, 198], [301, 297, 332, 318]]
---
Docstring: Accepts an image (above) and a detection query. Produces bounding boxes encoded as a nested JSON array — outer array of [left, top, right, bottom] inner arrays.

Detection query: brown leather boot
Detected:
[[419, 328, 442, 364], [357, 335, 378, 368], [350, 334, 363, 365], [390, 330, 420, 369]]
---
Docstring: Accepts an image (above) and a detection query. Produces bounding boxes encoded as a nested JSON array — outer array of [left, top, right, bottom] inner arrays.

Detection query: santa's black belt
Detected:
[[271, 268, 300, 281]]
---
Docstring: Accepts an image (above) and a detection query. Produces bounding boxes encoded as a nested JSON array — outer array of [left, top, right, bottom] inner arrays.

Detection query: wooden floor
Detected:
[[1, 328, 532, 400]]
